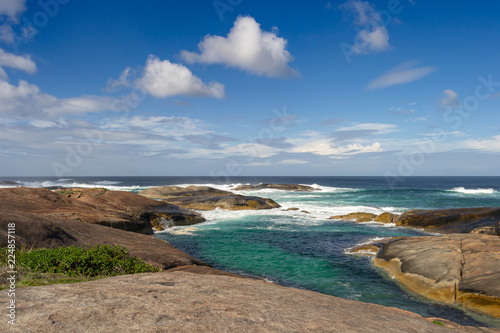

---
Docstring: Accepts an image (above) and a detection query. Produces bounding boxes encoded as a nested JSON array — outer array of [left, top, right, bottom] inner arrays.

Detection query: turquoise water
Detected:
[[3, 176, 500, 327]]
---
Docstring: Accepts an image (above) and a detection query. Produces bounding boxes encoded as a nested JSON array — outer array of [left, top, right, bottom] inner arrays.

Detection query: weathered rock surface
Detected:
[[3, 271, 496, 333], [139, 185, 280, 210], [0, 187, 205, 234], [373, 234, 500, 318], [374, 212, 399, 223], [233, 183, 317, 192], [329, 212, 377, 222], [394, 207, 500, 235]]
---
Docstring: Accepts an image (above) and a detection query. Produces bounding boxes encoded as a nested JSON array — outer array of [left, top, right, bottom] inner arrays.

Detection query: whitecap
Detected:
[[448, 187, 496, 195]]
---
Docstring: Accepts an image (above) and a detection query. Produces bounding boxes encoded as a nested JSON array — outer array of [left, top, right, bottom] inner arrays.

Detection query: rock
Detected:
[[301, 210, 310, 214], [140, 204, 206, 231], [233, 184, 317, 191], [285, 207, 300, 211], [373, 234, 500, 318], [4, 271, 493, 333], [139, 185, 280, 211], [349, 244, 382, 256], [374, 212, 399, 223], [394, 207, 500, 235], [329, 212, 377, 222], [0, 180, 18, 186], [0, 187, 205, 235]]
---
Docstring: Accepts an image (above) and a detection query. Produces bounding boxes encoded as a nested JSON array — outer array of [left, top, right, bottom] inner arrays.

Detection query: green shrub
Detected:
[[16, 245, 159, 277]]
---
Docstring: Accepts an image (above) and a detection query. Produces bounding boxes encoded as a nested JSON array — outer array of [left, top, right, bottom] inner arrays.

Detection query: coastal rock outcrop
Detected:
[[233, 183, 317, 192], [373, 234, 500, 318], [4, 271, 495, 333], [394, 207, 500, 235], [139, 185, 280, 210], [329, 212, 377, 222], [0, 187, 205, 235]]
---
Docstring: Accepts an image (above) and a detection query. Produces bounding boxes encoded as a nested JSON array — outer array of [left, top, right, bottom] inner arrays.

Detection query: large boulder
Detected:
[[373, 234, 500, 318], [394, 207, 500, 235], [233, 183, 317, 192], [4, 271, 493, 333], [139, 185, 280, 210], [0, 187, 205, 235]]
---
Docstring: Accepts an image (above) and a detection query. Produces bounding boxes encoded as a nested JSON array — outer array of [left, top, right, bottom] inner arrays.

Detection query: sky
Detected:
[[0, 0, 500, 177]]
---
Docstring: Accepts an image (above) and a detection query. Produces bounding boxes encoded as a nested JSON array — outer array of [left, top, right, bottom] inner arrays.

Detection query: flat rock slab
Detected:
[[140, 185, 280, 210], [3, 272, 496, 333], [374, 234, 500, 318]]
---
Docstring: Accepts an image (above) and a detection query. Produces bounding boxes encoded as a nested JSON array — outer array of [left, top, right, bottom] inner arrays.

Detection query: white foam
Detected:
[[448, 187, 496, 195], [4, 180, 148, 192]]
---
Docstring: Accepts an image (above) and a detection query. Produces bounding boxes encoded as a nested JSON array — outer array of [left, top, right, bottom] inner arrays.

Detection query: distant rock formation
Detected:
[[233, 183, 317, 191], [139, 185, 280, 210], [329, 212, 399, 223]]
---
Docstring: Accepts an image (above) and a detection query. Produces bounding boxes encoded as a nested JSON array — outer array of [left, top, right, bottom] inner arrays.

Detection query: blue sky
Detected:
[[0, 0, 500, 177]]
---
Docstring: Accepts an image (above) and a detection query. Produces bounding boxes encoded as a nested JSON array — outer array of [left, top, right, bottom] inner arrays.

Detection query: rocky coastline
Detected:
[[1, 185, 499, 331]]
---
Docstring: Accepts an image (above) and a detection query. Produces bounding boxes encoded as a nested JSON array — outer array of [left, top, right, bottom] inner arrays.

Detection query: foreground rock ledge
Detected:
[[371, 234, 500, 319], [3, 272, 496, 333]]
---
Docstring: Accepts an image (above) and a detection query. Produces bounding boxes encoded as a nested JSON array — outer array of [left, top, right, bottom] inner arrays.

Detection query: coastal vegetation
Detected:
[[0, 244, 159, 289]]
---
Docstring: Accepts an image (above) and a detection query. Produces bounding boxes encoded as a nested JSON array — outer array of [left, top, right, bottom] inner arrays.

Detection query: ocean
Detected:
[[2, 176, 500, 328]]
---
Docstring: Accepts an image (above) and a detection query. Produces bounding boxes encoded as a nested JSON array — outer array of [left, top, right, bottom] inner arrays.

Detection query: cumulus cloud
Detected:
[[367, 62, 436, 90], [341, 0, 392, 54], [138, 55, 225, 99], [440, 89, 461, 109], [181, 16, 298, 78]]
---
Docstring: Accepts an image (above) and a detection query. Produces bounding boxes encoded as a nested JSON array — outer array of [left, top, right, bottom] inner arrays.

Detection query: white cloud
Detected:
[[0, 48, 37, 78], [181, 16, 298, 78], [0, 25, 14, 43], [367, 62, 436, 90], [459, 135, 500, 153], [440, 89, 461, 109], [138, 55, 225, 99], [0, 79, 116, 117], [280, 159, 309, 165], [353, 26, 391, 54], [342, 0, 392, 54], [335, 122, 398, 134], [106, 67, 132, 91], [288, 133, 383, 157], [0, 0, 26, 22], [102, 115, 213, 138]]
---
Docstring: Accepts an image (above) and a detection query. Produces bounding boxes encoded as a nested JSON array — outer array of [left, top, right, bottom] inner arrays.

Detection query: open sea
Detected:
[[2, 176, 500, 328]]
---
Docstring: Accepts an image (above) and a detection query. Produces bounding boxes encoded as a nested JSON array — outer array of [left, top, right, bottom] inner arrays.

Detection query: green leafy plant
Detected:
[[17, 244, 159, 277], [0, 244, 159, 289], [432, 320, 445, 326]]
